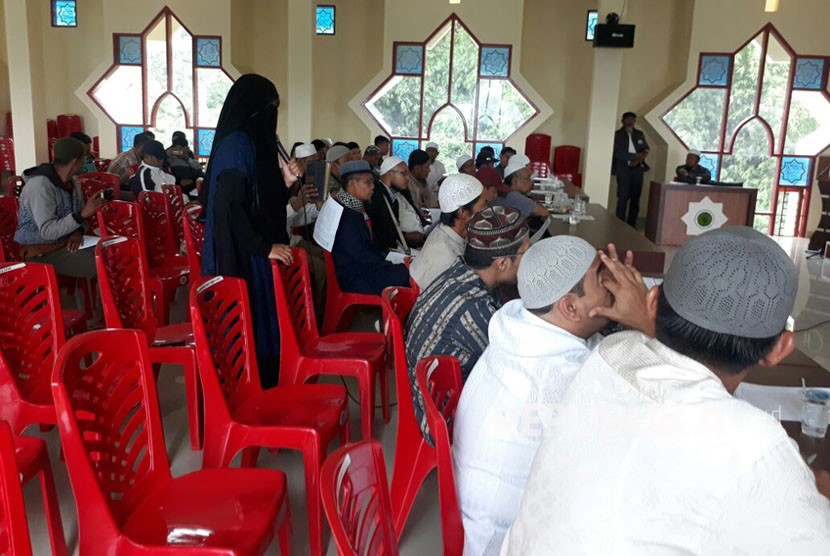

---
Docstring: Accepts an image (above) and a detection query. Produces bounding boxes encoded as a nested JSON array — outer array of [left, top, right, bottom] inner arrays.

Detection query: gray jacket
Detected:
[[14, 168, 83, 245]]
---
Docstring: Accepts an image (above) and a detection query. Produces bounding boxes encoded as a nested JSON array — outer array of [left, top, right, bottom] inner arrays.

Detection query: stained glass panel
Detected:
[[395, 44, 424, 75], [52, 1, 77, 27], [316, 6, 335, 35], [118, 36, 142, 65], [779, 156, 811, 186], [698, 153, 720, 181], [586, 11, 598, 41], [392, 139, 419, 161], [794, 58, 825, 90], [480, 47, 510, 78], [120, 126, 145, 153], [699, 55, 731, 87], [196, 38, 221, 67], [197, 129, 216, 157]]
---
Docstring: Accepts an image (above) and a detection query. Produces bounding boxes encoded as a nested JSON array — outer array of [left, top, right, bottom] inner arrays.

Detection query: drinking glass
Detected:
[[802, 389, 830, 438]]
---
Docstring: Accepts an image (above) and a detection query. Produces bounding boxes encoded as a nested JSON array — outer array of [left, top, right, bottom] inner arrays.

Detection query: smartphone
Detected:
[[102, 188, 115, 201]]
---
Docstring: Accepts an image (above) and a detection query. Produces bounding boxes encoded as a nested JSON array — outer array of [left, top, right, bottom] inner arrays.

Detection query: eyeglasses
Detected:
[[390, 169, 410, 177]]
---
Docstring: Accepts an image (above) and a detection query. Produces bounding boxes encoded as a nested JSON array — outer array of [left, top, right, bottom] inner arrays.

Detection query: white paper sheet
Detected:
[[734, 383, 830, 422], [551, 214, 596, 222], [386, 248, 419, 264], [312, 198, 344, 252], [80, 235, 100, 250]]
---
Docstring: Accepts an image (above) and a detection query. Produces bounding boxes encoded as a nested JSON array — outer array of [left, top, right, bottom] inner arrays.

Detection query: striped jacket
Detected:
[[404, 258, 502, 442]]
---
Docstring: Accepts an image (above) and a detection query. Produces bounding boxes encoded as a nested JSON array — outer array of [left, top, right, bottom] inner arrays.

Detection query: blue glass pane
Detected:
[[395, 44, 424, 75], [197, 129, 216, 158], [316, 6, 335, 35], [195, 38, 221, 67], [120, 126, 144, 153], [118, 36, 142, 65], [53, 1, 77, 27], [698, 153, 720, 181], [480, 47, 510, 78], [794, 58, 824, 90], [699, 55, 731, 87], [586, 11, 599, 41], [780, 157, 811, 186], [392, 139, 418, 160], [475, 143, 503, 158]]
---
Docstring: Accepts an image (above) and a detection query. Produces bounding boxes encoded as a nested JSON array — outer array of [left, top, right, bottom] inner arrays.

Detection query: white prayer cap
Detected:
[[295, 143, 317, 159], [688, 149, 702, 158], [380, 156, 406, 176], [323, 138, 334, 147], [425, 141, 439, 150], [504, 154, 531, 179], [439, 174, 484, 213], [518, 236, 597, 310], [326, 145, 350, 163], [456, 154, 474, 171]]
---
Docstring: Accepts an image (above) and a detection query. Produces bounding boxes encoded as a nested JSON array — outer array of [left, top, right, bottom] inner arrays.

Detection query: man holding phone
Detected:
[[15, 137, 109, 279]]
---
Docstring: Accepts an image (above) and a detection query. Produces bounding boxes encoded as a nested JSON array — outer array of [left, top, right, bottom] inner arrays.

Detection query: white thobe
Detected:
[[409, 224, 464, 290], [427, 159, 447, 192], [453, 300, 600, 556], [501, 331, 830, 556], [286, 202, 319, 246]]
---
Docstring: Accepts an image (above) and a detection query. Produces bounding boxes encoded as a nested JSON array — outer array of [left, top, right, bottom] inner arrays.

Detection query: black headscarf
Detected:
[[200, 74, 288, 244]]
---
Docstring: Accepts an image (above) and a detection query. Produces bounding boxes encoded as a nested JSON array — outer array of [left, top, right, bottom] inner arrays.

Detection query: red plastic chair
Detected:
[[51, 328, 292, 556], [553, 145, 581, 176], [320, 439, 399, 556], [93, 159, 112, 173], [272, 250, 388, 439], [322, 249, 383, 335], [6, 175, 23, 198], [380, 287, 432, 538], [524, 133, 551, 166], [80, 171, 120, 189], [183, 202, 204, 279], [95, 236, 202, 450], [0, 138, 15, 175], [0, 422, 33, 556], [161, 184, 186, 249], [191, 274, 350, 556], [79, 177, 109, 233], [97, 200, 187, 326], [415, 356, 464, 556], [0, 196, 20, 261]]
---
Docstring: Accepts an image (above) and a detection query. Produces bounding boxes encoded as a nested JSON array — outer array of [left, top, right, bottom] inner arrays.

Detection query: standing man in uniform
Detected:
[[612, 112, 649, 227]]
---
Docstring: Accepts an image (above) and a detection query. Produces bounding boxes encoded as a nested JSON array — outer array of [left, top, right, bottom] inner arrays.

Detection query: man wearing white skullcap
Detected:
[[493, 156, 551, 220], [674, 148, 712, 184], [504, 227, 830, 555], [365, 156, 426, 252], [453, 236, 617, 556], [425, 141, 447, 192], [457, 154, 476, 176], [409, 174, 487, 289]]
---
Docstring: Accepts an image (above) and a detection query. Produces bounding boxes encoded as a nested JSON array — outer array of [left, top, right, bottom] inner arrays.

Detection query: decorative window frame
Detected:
[[51, 0, 77, 28]]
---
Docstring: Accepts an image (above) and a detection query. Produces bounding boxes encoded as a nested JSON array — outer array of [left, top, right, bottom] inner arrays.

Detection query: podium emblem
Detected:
[[681, 196, 727, 236]]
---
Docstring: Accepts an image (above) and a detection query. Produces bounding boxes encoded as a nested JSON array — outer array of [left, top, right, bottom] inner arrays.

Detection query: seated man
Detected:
[[363, 145, 382, 177], [409, 173, 487, 290], [108, 131, 151, 188], [453, 236, 621, 556], [325, 144, 352, 195], [457, 154, 476, 176], [426, 141, 447, 193], [475, 152, 495, 171], [128, 140, 182, 198], [503, 227, 830, 555], [365, 156, 424, 252], [15, 137, 107, 279], [495, 146, 516, 179], [675, 148, 712, 184], [330, 160, 409, 295], [70, 132, 97, 174], [405, 206, 529, 440], [407, 149, 439, 212], [166, 131, 204, 190], [495, 158, 551, 220]]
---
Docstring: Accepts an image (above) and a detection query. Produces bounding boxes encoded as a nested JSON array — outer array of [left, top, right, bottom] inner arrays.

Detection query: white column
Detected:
[[3, 0, 48, 168], [286, 0, 313, 143], [582, 5, 625, 208]]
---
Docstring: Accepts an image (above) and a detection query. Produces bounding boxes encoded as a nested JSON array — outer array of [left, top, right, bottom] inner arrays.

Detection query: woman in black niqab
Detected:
[[200, 74, 295, 388]]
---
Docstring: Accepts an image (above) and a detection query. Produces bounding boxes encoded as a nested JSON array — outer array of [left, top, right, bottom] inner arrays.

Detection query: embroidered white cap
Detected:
[[504, 154, 531, 179], [380, 156, 406, 176], [456, 154, 474, 171], [438, 174, 484, 213], [295, 143, 317, 159], [518, 236, 597, 310]]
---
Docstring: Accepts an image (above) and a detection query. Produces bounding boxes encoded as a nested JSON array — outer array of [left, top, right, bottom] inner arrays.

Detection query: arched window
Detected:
[[89, 8, 234, 156], [662, 24, 830, 236], [364, 15, 538, 170]]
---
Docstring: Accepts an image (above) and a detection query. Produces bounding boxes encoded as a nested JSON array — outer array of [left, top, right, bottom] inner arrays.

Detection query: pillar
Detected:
[[286, 0, 312, 143], [3, 0, 48, 168], [582, 3, 625, 208]]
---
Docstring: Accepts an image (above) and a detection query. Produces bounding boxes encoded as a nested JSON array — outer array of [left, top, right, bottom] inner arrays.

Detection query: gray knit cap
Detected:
[[518, 236, 597, 310], [664, 226, 797, 338]]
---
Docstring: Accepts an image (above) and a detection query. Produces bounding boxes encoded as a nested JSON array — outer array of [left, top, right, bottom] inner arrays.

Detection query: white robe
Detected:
[[453, 299, 600, 556], [409, 224, 464, 290], [501, 331, 830, 556]]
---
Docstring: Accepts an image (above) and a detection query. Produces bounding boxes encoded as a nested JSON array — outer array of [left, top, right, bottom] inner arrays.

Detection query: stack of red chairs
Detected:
[[525, 133, 552, 167], [553, 144, 583, 187], [56, 114, 82, 138], [0, 137, 14, 175], [52, 329, 292, 555]]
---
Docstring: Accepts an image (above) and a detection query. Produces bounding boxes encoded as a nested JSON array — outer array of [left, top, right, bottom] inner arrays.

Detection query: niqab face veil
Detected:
[[199, 73, 288, 244]]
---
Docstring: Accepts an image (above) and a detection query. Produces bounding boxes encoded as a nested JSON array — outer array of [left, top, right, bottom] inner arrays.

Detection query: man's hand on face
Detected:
[[590, 246, 655, 337]]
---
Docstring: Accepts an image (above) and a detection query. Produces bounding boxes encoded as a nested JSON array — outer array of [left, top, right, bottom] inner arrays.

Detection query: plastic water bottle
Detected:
[[695, 176, 702, 186]]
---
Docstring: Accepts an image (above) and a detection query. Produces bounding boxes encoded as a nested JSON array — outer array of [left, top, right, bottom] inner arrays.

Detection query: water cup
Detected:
[[801, 389, 830, 438], [544, 192, 553, 205]]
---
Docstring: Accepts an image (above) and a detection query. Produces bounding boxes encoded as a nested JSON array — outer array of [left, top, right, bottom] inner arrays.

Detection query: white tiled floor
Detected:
[[23, 236, 830, 555]]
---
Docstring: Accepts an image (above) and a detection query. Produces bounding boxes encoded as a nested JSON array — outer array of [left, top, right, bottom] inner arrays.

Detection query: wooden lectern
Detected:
[[645, 181, 757, 246]]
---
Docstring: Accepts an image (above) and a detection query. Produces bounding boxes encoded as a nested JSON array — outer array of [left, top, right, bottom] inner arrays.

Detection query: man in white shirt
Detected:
[[426, 141, 447, 193], [502, 227, 830, 555], [410, 173, 487, 290], [454, 236, 618, 556], [129, 139, 180, 199]]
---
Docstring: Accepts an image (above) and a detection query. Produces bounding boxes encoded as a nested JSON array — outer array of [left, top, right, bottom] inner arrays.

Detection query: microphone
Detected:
[[276, 135, 291, 164]]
